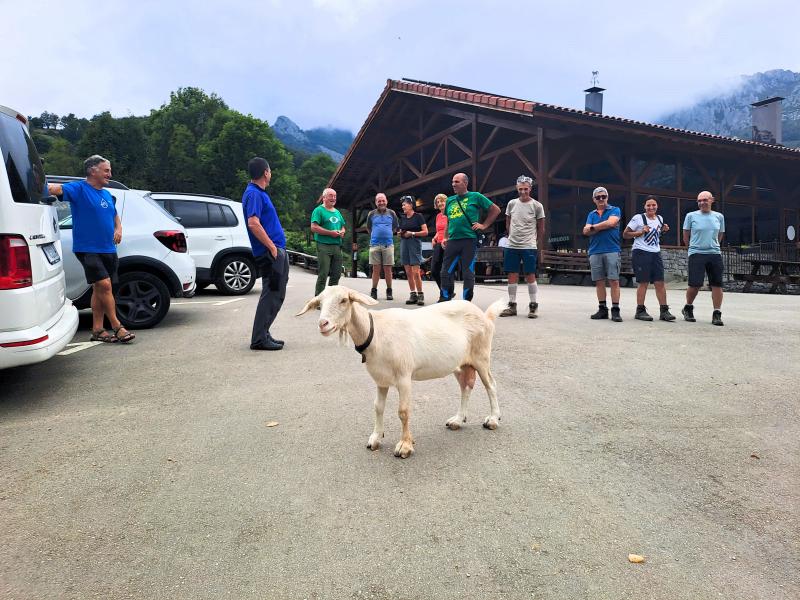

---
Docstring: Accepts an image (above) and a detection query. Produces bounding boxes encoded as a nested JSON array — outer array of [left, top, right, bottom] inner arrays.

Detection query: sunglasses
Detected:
[[594, 195, 608, 200]]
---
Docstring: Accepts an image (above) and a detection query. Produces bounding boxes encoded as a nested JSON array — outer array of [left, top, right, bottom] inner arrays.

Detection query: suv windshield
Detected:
[[0, 112, 45, 204]]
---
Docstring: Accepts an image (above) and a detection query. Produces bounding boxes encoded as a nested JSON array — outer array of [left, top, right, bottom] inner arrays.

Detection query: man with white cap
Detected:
[[582, 186, 622, 321]]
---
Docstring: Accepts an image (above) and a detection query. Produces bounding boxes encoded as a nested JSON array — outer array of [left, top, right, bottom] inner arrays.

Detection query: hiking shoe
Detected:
[[682, 304, 696, 322], [437, 294, 450, 303], [611, 307, 623, 322], [405, 292, 418, 305], [635, 306, 653, 321], [370, 288, 378, 300], [712, 310, 724, 326], [386, 288, 393, 301], [590, 307, 609, 320], [528, 302, 538, 319], [416, 292, 425, 306], [499, 302, 517, 317], [659, 306, 676, 322]]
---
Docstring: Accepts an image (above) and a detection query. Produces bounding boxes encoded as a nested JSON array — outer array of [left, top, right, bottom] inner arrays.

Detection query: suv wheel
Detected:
[[115, 271, 171, 329], [215, 255, 256, 295]]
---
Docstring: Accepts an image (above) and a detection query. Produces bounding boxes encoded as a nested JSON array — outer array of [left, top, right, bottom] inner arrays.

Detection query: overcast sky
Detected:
[[3, 0, 798, 132]]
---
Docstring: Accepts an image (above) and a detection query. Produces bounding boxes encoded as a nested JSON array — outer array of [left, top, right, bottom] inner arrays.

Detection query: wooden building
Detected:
[[330, 78, 800, 257]]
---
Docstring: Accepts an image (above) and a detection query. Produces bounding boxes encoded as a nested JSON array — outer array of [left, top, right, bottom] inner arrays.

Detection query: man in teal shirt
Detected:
[[682, 190, 726, 326], [439, 172, 501, 302], [310, 188, 346, 296]]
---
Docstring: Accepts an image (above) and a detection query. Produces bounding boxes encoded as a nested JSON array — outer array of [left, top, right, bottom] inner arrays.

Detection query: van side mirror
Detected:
[[41, 195, 59, 205]]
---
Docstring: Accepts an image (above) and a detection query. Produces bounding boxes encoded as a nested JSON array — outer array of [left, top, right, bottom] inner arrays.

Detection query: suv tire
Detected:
[[115, 271, 171, 329], [215, 254, 256, 295]]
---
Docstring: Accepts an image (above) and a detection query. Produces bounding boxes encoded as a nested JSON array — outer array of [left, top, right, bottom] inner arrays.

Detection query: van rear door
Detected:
[[0, 106, 65, 331]]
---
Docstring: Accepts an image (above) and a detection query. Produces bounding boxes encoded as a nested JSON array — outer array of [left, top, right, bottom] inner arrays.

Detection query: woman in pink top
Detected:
[[430, 193, 448, 292]]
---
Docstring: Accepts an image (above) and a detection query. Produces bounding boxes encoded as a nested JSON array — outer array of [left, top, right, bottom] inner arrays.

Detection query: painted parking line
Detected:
[[58, 341, 102, 356], [172, 298, 246, 306]]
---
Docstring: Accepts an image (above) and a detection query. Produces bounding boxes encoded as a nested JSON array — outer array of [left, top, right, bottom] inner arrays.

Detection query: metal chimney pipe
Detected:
[[584, 86, 605, 114], [751, 97, 784, 145]]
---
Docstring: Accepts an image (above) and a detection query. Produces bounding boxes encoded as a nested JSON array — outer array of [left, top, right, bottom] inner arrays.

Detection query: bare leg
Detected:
[[367, 386, 389, 450], [636, 282, 648, 306], [371, 264, 380, 289], [686, 286, 699, 305], [654, 281, 668, 305], [383, 265, 393, 290], [412, 266, 422, 292], [595, 279, 607, 302], [475, 364, 500, 430], [610, 279, 621, 304], [404, 266, 414, 292], [394, 378, 415, 458], [92, 278, 121, 331], [711, 286, 723, 310], [446, 366, 476, 430]]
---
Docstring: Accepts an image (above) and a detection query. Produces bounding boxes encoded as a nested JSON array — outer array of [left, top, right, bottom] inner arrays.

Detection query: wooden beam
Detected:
[[448, 133, 472, 158], [402, 157, 421, 179], [386, 119, 471, 163], [472, 113, 478, 189], [384, 158, 473, 196], [480, 126, 500, 155], [547, 146, 575, 178], [480, 155, 499, 191], [537, 127, 550, 249], [603, 150, 628, 184], [690, 156, 718, 193], [513, 148, 538, 180], [423, 137, 445, 175]]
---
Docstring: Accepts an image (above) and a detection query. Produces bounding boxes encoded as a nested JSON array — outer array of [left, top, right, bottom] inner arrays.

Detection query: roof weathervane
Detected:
[[591, 71, 600, 87]]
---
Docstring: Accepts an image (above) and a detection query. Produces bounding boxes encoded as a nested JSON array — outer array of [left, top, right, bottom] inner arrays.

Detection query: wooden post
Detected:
[[537, 127, 550, 250]]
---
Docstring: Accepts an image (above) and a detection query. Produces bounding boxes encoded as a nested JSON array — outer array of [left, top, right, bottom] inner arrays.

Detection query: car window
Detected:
[[0, 113, 46, 204], [171, 200, 209, 228], [221, 205, 239, 227], [208, 203, 227, 227], [141, 194, 181, 225]]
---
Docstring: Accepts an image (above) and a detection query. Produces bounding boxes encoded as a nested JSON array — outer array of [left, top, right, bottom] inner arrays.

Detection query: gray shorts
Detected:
[[369, 244, 394, 266], [589, 252, 621, 281], [400, 238, 423, 266]]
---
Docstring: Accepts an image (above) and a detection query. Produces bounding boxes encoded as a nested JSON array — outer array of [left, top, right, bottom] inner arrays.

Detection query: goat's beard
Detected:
[[338, 328, 348, 347]]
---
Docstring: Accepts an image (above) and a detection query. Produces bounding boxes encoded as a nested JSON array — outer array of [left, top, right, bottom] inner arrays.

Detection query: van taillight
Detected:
[[154, 230, 187, 253], [0, 235, 33, 289]]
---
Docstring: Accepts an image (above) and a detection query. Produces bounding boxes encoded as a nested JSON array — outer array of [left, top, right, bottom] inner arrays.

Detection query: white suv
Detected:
[[0, 106, 78, 369], [50, 177, 197, 329], [149, 193, 256, 295]]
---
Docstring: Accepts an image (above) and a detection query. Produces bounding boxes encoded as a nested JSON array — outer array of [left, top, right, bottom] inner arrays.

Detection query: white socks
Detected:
[[528, 281, 538, 303], [507, 283, 517, 303]]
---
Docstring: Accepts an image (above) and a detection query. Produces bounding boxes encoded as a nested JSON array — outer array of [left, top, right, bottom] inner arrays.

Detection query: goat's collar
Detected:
[[353, 312, 374, 363]]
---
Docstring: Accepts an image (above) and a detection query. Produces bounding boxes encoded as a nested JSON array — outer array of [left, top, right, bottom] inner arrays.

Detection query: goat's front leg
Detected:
[[446, 367, 475, 430], [393, 378, 415, 458], [367, 386, 389, 451]]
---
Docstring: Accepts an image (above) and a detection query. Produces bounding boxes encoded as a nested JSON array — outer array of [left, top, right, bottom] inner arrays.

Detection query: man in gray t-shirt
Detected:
[[500, 175, 546, 319]]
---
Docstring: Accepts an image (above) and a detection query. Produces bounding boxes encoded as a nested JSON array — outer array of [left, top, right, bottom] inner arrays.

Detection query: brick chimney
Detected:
[[584, 86, 605, 114], [751, 97, 784, 145]]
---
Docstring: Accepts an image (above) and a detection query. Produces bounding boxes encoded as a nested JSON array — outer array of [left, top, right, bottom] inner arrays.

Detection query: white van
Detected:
[[0, 106, 78, 369]]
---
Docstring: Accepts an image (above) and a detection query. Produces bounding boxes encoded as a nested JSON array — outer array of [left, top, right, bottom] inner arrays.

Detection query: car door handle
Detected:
[[214, 236, 227, 240]]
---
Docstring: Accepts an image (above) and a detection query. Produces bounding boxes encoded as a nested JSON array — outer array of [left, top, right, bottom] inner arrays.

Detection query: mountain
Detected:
[[657, 69, 800, 147], [272, 116, 354, 162]]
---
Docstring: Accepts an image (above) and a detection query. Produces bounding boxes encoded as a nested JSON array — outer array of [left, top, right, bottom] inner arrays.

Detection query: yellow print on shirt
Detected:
[[448, 203, 464, 219]]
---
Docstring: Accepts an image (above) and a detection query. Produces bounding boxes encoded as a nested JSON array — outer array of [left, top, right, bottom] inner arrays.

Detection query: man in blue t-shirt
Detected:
[[241, 157, 289, 351], [582, 186, 623, 322], [682, 190, 726, 326], [366, 192, 399, 300], [47, 155, 134, 344]]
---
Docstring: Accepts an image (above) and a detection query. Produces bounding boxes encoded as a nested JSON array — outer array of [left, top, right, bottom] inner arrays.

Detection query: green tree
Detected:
[[59, 113, 89, 144], [42, 137, 81, 175], [78, 112, 148, 186], [296, 153, 337, 215]]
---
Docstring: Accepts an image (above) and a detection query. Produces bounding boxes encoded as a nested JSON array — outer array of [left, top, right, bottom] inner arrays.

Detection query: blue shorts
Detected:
[[400, 238, 423, 266], [503, 248, 538, 274], [632, 249, 665, 284]]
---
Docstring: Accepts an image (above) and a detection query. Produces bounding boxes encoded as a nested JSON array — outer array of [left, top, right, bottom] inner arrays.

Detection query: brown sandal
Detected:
[[112, 326, 135, 343], [90, 329, 118, 343]]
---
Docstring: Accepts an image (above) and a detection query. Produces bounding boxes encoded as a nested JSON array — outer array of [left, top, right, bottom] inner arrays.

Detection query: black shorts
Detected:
[[632, 249, 664, 284], [75, 252, 119, 284], [688, 253, 724, 288]]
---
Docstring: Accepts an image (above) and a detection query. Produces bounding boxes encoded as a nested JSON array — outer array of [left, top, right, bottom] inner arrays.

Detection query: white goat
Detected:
[[296, 285, 503, 458]]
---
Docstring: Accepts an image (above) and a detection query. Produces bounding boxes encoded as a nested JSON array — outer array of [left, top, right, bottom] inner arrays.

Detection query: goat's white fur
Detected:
[[296, 285, 503, 458]]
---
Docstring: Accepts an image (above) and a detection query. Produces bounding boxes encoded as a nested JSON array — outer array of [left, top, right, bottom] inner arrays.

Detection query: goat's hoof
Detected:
[[445, 417, 462, 430], [367, 434, 382, 451], [393, 441, 414, 458], [483, 417, 499, 430]]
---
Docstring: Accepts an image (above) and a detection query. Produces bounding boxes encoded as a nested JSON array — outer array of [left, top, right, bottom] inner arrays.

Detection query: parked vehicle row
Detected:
[[1, 103, 257, 370]]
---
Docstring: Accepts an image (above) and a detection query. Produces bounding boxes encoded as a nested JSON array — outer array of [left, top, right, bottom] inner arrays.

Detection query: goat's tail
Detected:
[[484, 298, 506, 322]]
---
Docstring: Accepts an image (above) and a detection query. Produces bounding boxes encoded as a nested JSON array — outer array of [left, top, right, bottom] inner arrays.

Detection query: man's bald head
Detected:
[[697, 190, 714, 213]]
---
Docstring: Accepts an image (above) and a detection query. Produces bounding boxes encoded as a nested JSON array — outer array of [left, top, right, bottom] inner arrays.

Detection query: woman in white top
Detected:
[[623, 196, 676, 322]]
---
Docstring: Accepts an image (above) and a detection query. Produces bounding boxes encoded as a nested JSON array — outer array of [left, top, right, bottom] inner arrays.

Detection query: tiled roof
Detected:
[[391, 78, 800, 156]]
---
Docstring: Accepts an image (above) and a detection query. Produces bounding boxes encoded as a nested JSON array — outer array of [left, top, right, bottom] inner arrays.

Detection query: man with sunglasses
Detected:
[[682, 191, 726, 326], [582, 186, 623, 321]]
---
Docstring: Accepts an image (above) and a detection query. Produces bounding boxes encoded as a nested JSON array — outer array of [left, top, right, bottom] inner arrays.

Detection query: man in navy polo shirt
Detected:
[[582, 186, 623, 322], [48, 155, 134, 343], [242, 157, 289, 351]]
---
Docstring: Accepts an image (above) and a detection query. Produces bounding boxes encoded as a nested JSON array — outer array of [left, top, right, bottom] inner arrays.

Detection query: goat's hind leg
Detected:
[[367, 386, 389, 451], [476, 365, 500, 430], [446, 366, 475, 430]]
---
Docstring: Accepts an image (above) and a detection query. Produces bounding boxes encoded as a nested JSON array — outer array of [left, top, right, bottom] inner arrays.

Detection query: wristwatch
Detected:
[[412, 231, 415, 237]]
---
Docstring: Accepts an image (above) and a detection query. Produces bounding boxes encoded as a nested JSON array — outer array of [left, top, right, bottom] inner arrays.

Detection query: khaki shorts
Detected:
[[369, 244, 394, 266]]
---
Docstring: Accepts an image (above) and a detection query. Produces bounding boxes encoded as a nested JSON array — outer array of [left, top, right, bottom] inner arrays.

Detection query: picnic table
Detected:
[[733, 258, 800, 293]]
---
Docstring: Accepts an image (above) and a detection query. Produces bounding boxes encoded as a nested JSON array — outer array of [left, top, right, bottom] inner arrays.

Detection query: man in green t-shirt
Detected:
[[310, 187, 346, 295], [439, 172, 501, 302]]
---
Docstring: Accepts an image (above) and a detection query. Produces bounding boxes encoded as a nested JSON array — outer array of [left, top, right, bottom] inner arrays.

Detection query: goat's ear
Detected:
[[295, 295, 321, 316], [348, 289, 379, 306]]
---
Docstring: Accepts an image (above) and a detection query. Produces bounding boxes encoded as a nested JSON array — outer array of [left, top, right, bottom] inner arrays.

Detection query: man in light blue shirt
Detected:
[[682, 190, 726, 326]]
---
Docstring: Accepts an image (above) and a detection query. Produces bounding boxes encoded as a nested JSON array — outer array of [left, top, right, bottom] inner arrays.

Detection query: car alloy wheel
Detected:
[[115, 271, 171, 329], [216, 255, 256, 295]]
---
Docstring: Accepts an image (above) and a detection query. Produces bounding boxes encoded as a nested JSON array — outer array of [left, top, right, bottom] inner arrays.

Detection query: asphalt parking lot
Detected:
[[1, 267, 798, 600]]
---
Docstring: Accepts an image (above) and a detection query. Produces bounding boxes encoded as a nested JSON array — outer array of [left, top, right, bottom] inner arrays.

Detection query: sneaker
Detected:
[[370, 288, 378, 300], [405, 292, 418, 305], [528, 302, 538, 319], [386, 288, 393, 301], [634, 306, 653, 321], [499, 302, 517, 317], [416, 292, 425, 306], [682, 304, 696, 322], [712, 310, 724, 326], [590, 307, 609, 320], [659, 306, 676, 322], [611, 307, 623, 322], [437, 295, 450, 303]]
